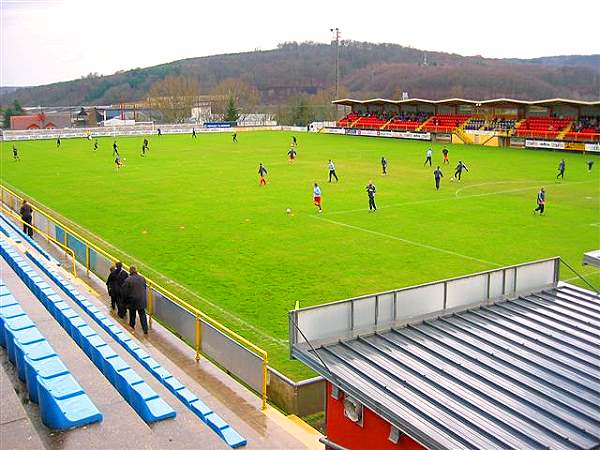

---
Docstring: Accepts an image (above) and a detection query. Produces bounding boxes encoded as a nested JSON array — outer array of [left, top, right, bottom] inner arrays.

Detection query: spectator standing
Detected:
[[106, 261, 129, 317], [121, 266, 148, 334], [19, 199, 33, 238]]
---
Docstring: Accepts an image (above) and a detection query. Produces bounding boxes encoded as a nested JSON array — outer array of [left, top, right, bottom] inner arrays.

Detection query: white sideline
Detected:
[[561, 270, 600, 283], [325, 179, 597, 217], [311, 216, 503, 267]]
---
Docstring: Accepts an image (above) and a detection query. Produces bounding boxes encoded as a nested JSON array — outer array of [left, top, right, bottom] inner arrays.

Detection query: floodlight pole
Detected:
[[330, 28, 340, 99], [330, 27, 341, 119]]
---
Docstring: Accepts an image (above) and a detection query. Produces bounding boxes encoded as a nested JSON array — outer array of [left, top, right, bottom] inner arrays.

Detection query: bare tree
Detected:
[[148, 76, 199, 123], [211, 78, 260, 119]]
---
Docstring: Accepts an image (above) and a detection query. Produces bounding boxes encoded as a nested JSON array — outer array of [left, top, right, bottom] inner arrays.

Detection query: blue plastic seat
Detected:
[[72, 325, 97, 347], [114, 368, 144, 399], [101, 355, 129, 386], [0, 304, 25, 321], [20, 340, 57, 402], [24, 355, 69, 403], [206, 412, 228, 433], [130, 382, 176, 423], [90, 343, 117, 368], [163, 376, 184, 393], [190, 398, 213, 419], [37, 374, 102, 430], [13, 328, 46, 380], [3, 315, 35, 363], [59, 308, 79, 328], [174, 387, 198, 405], [141, 357, 160, 370], [0, 294, 18, 308], [66, 316, 87, 338], [84, 334, 107, 361]]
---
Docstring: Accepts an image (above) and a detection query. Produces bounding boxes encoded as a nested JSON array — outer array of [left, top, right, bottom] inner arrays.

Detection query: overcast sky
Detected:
[[2, 0, 599, 87]]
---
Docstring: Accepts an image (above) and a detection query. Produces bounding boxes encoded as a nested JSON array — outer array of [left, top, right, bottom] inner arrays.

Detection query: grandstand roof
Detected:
[[293, 284, 600, 450], [333, 97, 600, 107]]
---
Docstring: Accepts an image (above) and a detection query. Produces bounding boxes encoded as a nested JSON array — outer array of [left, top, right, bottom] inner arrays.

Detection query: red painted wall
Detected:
[[325, 383, 425, 450]]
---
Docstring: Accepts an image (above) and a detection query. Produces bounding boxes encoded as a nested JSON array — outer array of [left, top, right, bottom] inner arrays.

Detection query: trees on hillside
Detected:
[[210, 78, 260, 119], [148, 76, 199, 123], [2, 100, 24, 128]]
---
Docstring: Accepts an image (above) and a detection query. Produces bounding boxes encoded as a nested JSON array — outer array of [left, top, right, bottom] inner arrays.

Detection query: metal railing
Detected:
[[0, 183, 269, 409], [0, 205, 77, 277], [289, 257, 561, 349]]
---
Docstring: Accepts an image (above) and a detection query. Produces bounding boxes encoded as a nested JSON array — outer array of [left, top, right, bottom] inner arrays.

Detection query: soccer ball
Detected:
[[286, 208, 292, 214], [450, 177, 454, 182]]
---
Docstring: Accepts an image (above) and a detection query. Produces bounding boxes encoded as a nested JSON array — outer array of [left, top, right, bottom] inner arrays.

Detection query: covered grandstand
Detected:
[[332, 98, 600, 149]]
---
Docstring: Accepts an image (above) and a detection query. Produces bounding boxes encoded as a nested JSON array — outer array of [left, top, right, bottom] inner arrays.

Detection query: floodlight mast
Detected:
[[330, 28, 340, 100], [330, 28, 341, 119]]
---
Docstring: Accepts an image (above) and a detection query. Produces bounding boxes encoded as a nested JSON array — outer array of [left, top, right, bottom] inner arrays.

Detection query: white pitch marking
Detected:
[[562, 270, 600, 283], [312, 215, 503, 267], [325, 179, 597, 217]]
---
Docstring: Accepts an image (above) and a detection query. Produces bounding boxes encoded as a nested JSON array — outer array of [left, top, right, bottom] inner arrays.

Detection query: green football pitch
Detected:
[[2, 131, 599, 379]]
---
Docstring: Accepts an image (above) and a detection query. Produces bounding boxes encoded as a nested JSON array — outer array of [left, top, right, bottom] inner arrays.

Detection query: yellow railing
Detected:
[[556, 121, 573, 140], [1, 205, 78, 278], [380, 117, 394, 130], [453, 127, 473, 145], [416, 116, 433, 132], [0, 183, 269, 410]]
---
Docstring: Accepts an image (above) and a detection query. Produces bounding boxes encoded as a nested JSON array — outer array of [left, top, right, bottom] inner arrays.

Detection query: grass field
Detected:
[[2, 131, 599, 379]]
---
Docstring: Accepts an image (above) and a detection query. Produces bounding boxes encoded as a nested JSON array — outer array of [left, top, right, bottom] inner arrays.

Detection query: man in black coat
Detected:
[[19, 199, 33, 238], [106, 261, 128, 317], [121, 265, 148, 334]]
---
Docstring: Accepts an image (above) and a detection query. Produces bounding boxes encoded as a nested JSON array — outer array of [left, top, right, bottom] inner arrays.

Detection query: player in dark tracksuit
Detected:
[[454, 161, 468, 181], [381, 156, 388, 175], [93, 139, 98, 151], [192, 128, 197, 138], [56, 137, 61, 148], [258, 163, 268, 186], [292, 136, 297, 146], [533, 187, 545, 214], [366, 182, 377, 211], [556, 159, 565, 180], [434, 166, 443, 190], [588, 160, 594, 172], [141, 138, 149, 156], [232, 133, 238, 143], [12, 145, 20, 161], [157, 128, 162, 136], [113, 141, 119, 157]]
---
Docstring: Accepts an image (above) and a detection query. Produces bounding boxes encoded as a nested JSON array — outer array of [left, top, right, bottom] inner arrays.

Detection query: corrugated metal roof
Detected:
[[332, 97, 600, 107], [294, 284, 600, 450]]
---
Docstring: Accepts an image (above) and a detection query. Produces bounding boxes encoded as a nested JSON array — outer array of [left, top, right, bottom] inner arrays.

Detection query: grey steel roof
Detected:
[[294, 284, 600, 450]]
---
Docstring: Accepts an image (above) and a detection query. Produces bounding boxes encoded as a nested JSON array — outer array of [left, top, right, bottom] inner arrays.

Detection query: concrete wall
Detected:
[[268, 368, 325, 416]]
